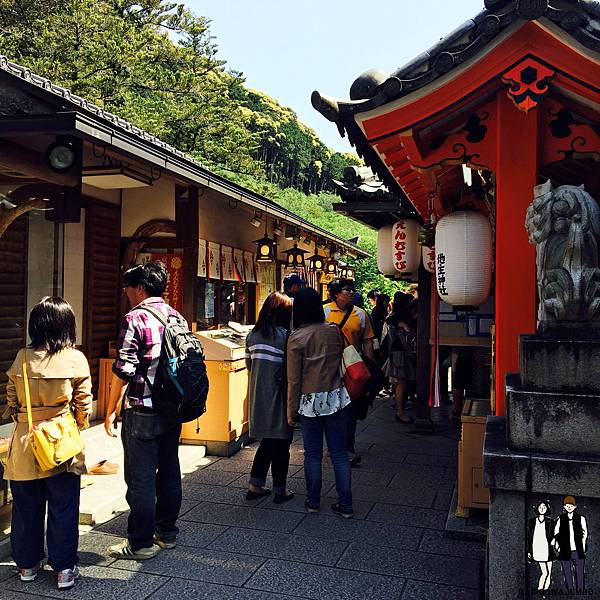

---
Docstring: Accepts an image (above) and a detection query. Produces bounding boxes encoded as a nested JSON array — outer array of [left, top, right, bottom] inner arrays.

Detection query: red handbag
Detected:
[[336, 309, 371, 401]]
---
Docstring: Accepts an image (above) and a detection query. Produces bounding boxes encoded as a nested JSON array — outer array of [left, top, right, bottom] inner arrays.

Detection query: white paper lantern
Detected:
[[434, 210, 492, 307], [392, 219, 420, 278], [422, 246, 436, 273], [377, 225, 396, 276]]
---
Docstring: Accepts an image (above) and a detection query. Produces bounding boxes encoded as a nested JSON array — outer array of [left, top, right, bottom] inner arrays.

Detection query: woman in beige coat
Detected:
[[4, 297, 91, 590]]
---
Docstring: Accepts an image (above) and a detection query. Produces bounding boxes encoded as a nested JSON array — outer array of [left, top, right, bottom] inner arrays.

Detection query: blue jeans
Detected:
[[10, 471, 80, 571], [121, 409, 182, 550], [300, 406, 352, 512]]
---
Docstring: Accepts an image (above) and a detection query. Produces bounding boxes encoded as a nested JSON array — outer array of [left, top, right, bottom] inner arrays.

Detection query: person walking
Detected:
[[324, 279, 375, 466], [287, 287, 353, 519], [382, 291, 416, 424], [245, 292, 295, 504], [4, 297, 92, 589], [104, 261, 186, 559]]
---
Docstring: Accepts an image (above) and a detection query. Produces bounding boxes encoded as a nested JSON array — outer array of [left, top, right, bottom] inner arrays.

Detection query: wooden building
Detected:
[[313, 0, 600, 420], [0, 55, 367, 428]]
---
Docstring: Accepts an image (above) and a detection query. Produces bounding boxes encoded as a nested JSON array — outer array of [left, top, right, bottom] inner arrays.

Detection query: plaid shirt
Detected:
[[112, 297, 187, 409]]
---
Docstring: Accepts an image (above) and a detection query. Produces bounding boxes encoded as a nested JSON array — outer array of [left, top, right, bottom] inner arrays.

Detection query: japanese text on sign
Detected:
[[437, 253, 448, 295]]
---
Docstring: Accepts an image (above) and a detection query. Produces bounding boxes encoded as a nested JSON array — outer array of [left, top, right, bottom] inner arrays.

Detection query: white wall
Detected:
[[121, 178, 175, 236]]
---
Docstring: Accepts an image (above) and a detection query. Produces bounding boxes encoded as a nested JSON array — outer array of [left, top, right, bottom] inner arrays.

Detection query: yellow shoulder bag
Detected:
[[22, 350, 84, 471]]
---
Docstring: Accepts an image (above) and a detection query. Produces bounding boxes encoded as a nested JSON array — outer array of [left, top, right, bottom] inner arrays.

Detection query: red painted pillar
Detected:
[[494, 92, 538, 415]]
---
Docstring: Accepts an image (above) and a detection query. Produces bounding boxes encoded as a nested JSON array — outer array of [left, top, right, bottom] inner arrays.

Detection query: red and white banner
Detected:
[[151, 253, 184, 313], [207, 241, 221, 280], [221, 245, 237, 281], [233, 248, 245, 282], [198, 240, 207, 277]]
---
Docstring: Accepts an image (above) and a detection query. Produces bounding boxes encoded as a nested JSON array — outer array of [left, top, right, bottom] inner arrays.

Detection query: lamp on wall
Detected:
[[250, 211, 262, 228], [45, 137, 78, 173], [284, 224, 295, 240], [273, 220, 284, 237]]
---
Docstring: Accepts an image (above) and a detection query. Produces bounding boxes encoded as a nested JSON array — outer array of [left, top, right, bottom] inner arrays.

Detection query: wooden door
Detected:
[[83, 200, 121, 397], [0, 216, 27, 413]]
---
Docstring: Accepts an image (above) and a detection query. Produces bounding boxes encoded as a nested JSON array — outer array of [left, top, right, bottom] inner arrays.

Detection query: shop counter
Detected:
[[180, 327, 252, 456]]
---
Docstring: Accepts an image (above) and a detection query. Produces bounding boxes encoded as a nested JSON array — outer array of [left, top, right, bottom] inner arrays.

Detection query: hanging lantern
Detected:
[[392, 219, 420, 279], [346, 265, 356, 280], [254, 234, 276, 263], [377, 225, 395, 276], [324, 257, 338, 276], [308, 253, 326, 272], [434, 210, 492, 307], [422, 245, 436, 273], [282, 243, 308, 269]]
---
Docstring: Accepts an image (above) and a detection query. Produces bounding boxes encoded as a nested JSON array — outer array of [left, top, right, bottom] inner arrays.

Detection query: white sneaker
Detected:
[[57, 566, 80, 589], [19, 562, 42, 582]]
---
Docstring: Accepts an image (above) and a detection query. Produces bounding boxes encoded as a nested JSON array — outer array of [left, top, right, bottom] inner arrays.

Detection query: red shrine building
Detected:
[[313, 0, 600, 420]]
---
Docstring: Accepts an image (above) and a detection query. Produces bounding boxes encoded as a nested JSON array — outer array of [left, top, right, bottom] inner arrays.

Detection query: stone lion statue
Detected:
[[525, 181, 600, 328]]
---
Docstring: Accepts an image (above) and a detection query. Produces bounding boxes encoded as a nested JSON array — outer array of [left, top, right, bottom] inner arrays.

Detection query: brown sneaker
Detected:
[[153, 534, 176, 549]]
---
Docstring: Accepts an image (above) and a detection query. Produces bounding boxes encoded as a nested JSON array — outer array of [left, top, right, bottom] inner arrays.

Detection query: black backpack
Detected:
[[140, 306, 209, 430]]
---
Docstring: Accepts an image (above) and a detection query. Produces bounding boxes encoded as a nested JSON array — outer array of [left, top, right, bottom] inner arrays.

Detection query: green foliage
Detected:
[[0, 0, 399, 293]]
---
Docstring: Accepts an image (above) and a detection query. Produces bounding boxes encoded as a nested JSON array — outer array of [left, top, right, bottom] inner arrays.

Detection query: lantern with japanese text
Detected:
[[434, 210, 492, 307], [377, 225, 395, 276], [422, 245, 436, 273], [392, 219, 420, 279]]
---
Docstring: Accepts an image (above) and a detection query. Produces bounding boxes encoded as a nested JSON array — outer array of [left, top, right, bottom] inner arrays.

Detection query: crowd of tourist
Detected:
[[2, 260, 422, 590]]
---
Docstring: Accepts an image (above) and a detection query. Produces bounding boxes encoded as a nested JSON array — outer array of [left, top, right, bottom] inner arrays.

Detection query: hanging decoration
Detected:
[[308, 244, 327, 272], [221, 246, 237, 281], [254, 218, 276, 263], [392, 219, 421, 279], [345, 265, 356, 280], [324, 256, 339, 276], [243, 251, 257, 282], [282, 243, 309, 269], [207, 241, 221, 280], [377, 224, 395, 276], [197, 239, 207, 277], [422, 246, 436, 273], [434, 209, 492, 307]]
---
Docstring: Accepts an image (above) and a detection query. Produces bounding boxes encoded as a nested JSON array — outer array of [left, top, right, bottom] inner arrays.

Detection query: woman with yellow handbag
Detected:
[[3, 297, 92, 590]]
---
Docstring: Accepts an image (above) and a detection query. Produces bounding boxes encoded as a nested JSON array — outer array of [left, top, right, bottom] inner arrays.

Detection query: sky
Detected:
[[186, 0, 484, 153]]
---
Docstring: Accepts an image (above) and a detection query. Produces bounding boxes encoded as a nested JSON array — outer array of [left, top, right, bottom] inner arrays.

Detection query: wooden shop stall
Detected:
[[313, 0, 600, 511], [0, 53, 367, 468]]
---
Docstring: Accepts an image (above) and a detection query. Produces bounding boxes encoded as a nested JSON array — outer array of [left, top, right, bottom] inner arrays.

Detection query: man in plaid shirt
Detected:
[[104, 261, 186, 560]]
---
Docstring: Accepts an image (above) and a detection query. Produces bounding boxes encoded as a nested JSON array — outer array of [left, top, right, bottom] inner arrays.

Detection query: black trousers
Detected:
[[249, 437, 292, 495], [10, 471, 80, 571], [121, 409, 182, 550]]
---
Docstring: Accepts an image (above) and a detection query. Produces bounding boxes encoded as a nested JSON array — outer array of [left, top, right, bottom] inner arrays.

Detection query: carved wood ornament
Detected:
[[502, 57, 556, 113]]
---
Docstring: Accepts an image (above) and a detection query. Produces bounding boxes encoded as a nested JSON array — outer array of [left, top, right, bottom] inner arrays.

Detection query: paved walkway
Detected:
[[0, 398, 485, 599]]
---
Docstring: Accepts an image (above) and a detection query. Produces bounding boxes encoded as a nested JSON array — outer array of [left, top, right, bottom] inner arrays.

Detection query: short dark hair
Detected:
[[367, 289, 380, 300], [293, 287, 325, 329], [328, 278, 355, 300], [28, 296, 77, 354], [123, 261, 168, 296], [254, 292, 293, 337]]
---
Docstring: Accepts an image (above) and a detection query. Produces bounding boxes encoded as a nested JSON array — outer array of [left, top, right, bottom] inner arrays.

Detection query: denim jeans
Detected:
[[250, 436, 292, 495], [121, 409, 182, 550], [300, 406, 352, 512], [10, 471, 80, 571]]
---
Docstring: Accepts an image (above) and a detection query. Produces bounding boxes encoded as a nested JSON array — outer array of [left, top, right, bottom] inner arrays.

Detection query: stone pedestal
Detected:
[[484, 333, 600, 599]]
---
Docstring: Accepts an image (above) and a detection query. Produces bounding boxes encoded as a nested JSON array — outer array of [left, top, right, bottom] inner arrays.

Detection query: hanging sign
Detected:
[[233, 249, 245, 282], [151, 253, 183, 312], [198, 239, 207, 277], [377, 225, 395, 276], [207, 241, 221, 280], [221, 245, 237, 281], [244, 251, 257, 283]]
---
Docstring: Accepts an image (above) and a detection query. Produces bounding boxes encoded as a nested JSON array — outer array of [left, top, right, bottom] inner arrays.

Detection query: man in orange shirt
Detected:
[[324, 279, 375, 466]]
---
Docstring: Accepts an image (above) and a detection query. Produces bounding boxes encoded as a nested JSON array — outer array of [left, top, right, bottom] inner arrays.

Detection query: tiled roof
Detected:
[[0, 55, 368, 257], [313, 0, 600, 121]]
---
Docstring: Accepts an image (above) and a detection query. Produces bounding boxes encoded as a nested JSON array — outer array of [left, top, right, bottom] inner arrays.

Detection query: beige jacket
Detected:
[[3, 348, 92, 481], [287, 323, 344, 416]]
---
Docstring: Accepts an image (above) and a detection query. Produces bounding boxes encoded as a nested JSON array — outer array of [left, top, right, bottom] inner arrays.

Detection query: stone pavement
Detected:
[[0, 398, 485, 599]]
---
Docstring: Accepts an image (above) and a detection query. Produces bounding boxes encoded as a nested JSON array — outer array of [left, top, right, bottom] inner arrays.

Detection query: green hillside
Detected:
[[0, 0, 404, 297]]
